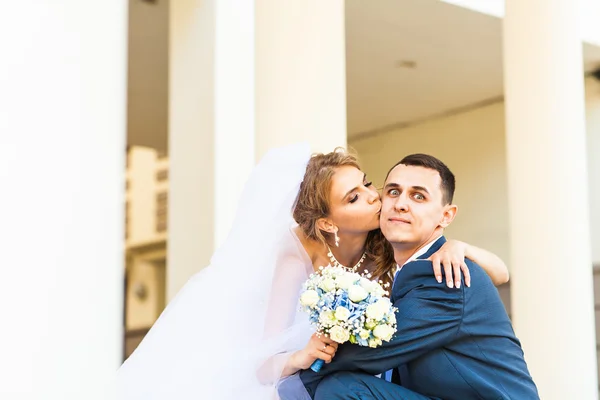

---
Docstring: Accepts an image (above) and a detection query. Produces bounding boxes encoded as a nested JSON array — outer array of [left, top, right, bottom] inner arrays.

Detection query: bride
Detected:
[[115, 144, 508, 399]]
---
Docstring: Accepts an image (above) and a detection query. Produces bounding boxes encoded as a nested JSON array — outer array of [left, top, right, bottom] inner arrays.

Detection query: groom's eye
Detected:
[[388, 189, 400, 196], [413, 193, 425, 200]]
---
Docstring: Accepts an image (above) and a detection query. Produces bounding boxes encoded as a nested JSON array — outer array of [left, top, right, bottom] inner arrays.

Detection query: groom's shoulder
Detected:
[[399, 259, 437, 280], [393, 259, 453, 297], [391, 261, 465, 324]]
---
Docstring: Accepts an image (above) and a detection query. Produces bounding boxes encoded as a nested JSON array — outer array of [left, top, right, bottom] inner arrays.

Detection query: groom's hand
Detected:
[[291, 333, 339, 370]]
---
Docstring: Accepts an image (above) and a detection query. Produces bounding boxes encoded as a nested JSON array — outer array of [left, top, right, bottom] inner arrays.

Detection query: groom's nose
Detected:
[[393, 196, 409, 213]]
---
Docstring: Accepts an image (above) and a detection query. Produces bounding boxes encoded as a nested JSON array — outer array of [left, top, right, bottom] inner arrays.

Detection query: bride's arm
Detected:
[[464, 243, 510, 285], [258, 241, 322, 383], [430, 240, 509, 287], [259, 237, 341, 382], [280, 333, 337, 377]]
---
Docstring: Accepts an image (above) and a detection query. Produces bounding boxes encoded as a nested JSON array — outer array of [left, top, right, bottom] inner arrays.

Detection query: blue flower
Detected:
[[333, 292, 350, 310]]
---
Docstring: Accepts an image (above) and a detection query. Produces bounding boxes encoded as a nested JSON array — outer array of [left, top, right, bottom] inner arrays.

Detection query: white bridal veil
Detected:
[[115, 143, 316, 399]]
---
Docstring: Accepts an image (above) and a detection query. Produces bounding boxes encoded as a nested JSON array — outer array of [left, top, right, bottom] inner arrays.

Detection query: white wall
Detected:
[[350, 77, 600, 266]]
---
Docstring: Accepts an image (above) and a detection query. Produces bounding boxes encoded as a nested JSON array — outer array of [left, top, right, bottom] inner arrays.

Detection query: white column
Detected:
[[168, 0, 214, 301], [213, 0, 257, 250], [503, 1, 598, 398], [168, 0, 346, 299], [0, 2, 127, 399], [168, 0, 255, 299], [255, 0, 347, 158]]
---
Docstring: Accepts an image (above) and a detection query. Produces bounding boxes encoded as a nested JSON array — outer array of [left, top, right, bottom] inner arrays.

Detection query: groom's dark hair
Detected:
[[386, 154, 456, 205]]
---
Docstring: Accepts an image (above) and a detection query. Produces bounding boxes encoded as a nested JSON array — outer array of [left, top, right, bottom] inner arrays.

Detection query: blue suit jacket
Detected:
[[300, 237, 539, 399]]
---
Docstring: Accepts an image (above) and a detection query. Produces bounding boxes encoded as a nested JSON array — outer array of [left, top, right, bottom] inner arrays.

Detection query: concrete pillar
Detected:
[[0, 2, 127, 398], [503, 0, 598, 397]]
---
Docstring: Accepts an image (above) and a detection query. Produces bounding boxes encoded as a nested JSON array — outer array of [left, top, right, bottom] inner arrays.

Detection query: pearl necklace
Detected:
[[327, 246, 367, 273]]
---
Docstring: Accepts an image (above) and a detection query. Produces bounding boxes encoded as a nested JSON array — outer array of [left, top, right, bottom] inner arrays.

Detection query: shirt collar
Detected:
[[396, 235, 443, 271]]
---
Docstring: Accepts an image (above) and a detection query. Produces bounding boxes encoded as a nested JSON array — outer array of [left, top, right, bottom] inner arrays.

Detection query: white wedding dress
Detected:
[[115, 143, 315, 399]]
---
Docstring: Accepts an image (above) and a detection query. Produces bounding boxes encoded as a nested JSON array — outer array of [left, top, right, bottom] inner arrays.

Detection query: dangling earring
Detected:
[[334, 231, 340, 247]]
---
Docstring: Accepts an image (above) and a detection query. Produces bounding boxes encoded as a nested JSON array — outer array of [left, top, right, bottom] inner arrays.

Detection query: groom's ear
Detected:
[[316, 218, 336, 234], [439, 204, 458, 228]]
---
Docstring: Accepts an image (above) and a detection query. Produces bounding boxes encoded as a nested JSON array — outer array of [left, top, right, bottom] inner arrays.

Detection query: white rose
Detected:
[[358, 329, 371, 340], [373, 324, 395, 341], [368, 337, 383, 348], [319, 310, 336, 326], [365, 319, 377, 330], [334, 306, 350, 321], [376, 297, 391, 308], [348, 285, 368, 302], [300, 290, 319, 307], [374, 298, 392, 315], [388, 312, 397, 324], [319, 278, 337, 292], [335, 272, 360, 290], [329, 326, 351, 344], [359, 278, 377, 293], [366, 303, 386, 321], [373, 284, 387, 297]]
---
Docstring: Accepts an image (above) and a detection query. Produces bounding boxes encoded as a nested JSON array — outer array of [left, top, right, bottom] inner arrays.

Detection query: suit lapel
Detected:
[[391, 236, 447, 300], [416, 236, 447, 260]]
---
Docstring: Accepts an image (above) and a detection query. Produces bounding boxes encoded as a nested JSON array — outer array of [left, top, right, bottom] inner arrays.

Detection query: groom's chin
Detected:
[[383, 233, 413, 245]]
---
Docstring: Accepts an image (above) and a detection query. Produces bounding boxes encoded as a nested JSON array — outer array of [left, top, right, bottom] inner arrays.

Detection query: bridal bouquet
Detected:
[[299, 266, 397, 372]]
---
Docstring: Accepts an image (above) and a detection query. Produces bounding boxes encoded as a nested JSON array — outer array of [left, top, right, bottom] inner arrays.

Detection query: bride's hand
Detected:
[[291, 333, 339, 370], [427, 239, 471, 289]]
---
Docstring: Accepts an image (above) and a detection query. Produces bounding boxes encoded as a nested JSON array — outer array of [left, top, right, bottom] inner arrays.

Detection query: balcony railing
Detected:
[[125, 146, 169, 250]]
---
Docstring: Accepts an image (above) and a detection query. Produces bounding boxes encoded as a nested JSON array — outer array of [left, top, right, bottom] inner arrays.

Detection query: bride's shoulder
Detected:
[[291, 227, 331, 272], [291, 227, 317, 258]]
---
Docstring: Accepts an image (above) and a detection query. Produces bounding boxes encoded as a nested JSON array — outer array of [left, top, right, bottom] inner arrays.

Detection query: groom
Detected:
[[298, 154, 539, 399]]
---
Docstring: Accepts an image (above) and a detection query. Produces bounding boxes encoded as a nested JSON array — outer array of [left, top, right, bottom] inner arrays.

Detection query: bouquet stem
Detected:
[[310, 359, 325, 372]]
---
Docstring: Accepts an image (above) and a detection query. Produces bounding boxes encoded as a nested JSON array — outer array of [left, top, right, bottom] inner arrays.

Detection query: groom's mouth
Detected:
[[388, 217, 411, 225]]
